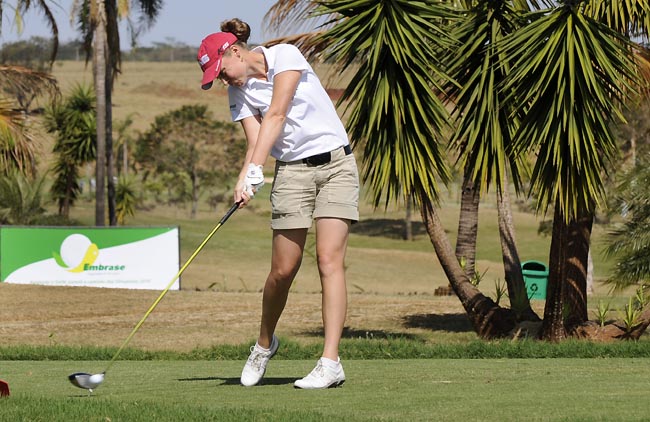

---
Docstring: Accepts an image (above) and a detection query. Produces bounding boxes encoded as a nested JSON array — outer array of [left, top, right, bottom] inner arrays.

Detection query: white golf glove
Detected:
[[243, 163, 265, 198]]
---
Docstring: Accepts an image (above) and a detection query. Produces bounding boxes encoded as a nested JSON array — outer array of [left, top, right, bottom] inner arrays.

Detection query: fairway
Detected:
[[2, 359, 649, 421]]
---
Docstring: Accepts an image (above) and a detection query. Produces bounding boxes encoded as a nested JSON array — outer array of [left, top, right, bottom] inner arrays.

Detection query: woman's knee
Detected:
[[317, 250, 344, 276], [269, 259, 302, 286]]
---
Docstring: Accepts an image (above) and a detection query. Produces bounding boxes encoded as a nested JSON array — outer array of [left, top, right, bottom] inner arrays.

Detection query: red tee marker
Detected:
[[0, 380, 9, 397]]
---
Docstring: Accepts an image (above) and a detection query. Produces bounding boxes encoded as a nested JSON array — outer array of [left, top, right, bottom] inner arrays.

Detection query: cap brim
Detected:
[[200, 57, 221, 90]]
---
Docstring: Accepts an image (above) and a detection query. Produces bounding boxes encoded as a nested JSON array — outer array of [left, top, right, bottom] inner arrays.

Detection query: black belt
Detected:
[[302, 145, 352, 166]]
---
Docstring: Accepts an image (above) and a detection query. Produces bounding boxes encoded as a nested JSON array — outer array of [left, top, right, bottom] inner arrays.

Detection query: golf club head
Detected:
[[68, 372, 104, 392]]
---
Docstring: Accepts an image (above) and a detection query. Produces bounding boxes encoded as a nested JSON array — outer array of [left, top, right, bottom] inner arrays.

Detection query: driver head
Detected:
[[68, 372, 104, 391]]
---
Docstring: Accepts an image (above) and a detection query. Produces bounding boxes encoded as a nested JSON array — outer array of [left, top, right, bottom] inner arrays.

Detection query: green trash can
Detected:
[[521, 260, 549, 300]]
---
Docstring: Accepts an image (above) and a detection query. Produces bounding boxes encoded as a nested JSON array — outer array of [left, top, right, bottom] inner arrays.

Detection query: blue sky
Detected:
[[1, 0, 286, 48]]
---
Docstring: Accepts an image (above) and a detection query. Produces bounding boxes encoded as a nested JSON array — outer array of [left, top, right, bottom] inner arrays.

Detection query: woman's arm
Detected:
[[249, 69, 302, 166], [235, 114, 262, 204]]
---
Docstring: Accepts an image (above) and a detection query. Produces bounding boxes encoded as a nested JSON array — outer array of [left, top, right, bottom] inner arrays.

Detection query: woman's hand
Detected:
[[234, 179, 252, 207]]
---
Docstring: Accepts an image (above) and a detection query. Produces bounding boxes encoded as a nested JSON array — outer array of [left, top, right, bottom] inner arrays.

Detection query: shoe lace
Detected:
[[311, 360, 325, 378], [247, 346, 266, 371]]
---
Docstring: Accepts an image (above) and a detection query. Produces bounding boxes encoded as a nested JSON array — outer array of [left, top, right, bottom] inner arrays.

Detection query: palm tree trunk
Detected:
[[455, 168, 480, 278], [418, 195, 516, 338], [541, 202, 568, 341], [106, 72, 116, 226], [564, 210, 593, 331], [497, 170, 538, 321], [93, 0, 108, 226]]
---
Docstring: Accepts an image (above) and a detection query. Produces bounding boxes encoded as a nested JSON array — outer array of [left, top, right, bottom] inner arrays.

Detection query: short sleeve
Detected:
[[270, 44, 309, 79], [228, 86, 255, 122]]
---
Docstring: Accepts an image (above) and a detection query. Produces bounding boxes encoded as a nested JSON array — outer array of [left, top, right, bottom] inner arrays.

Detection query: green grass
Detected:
[[2, 359, 650, 421], [5, 338, 650, 361]]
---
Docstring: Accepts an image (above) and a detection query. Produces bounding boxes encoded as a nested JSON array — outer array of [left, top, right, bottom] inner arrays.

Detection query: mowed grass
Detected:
[[2, 359, 650, 421]]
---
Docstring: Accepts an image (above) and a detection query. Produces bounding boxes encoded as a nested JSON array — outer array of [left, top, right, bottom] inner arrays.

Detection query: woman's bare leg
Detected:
[[257, 228, 308, 348], [315, 218, 350, 360]]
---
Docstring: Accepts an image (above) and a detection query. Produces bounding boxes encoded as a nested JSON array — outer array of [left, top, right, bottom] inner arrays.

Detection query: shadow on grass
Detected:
[[350, 218, 428, 239], [402, 313, 474, 333], [177, 377, 295, 386]]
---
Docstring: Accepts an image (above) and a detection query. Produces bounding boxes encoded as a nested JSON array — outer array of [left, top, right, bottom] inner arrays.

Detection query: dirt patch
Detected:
[[0, 283, 468, 352]]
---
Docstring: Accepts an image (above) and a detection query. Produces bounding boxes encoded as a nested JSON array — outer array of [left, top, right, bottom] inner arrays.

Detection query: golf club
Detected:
[[69, 200, 242, 393]]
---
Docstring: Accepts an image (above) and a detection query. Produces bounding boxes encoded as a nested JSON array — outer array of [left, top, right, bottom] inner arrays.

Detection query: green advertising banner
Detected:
[[0, 226, 180, 290]]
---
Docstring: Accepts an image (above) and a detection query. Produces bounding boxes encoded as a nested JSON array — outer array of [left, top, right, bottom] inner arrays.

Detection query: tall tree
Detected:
[[444, 1, 539, 318], [501, 2, 645, 339], [73, 0, 163, 226], [91, 0, 108, 225], [134, 105, 246, 218]]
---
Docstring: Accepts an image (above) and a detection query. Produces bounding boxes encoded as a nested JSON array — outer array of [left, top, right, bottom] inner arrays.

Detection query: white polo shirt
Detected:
[[228, 44, 349, 162]]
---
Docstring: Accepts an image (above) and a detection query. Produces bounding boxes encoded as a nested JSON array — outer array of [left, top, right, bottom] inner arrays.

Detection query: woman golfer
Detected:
[[198, 18, 359, 389]]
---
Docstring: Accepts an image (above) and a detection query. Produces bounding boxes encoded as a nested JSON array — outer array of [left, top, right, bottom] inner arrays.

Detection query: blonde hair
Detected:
[[221, 18, 251, 46]]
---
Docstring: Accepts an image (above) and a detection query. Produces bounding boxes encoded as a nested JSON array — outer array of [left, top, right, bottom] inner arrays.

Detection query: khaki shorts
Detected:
[[270, 146, 359, 230]]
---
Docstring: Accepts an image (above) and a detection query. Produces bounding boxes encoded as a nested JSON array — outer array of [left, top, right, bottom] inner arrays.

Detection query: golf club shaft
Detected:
[[103, 201, 242, 373]]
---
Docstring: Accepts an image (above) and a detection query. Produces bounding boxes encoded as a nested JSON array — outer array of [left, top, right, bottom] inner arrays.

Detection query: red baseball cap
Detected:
[[197, 32, 238, 90]]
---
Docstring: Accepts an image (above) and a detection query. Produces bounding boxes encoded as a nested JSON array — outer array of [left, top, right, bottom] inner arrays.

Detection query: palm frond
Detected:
[[446, 1, 530, 195], [0, 65, 60, 110], [316, 0, 457, 208], [14, 0, 60, 63], [0, 96, 37, 176], [265, 0, 325, 37], [502, 5, 642, 221], [583, 0, 650, 40]]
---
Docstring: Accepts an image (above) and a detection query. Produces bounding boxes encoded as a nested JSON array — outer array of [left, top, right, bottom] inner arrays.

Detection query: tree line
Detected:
[[0, 36, 199, 71]]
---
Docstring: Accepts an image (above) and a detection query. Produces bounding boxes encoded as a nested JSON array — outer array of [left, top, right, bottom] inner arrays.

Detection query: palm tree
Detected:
[[0, 4, 61, 177], [501, 1, 646, 339], [0, 66, 60, 176], [72, 0, 163, 226], [267, 0, 650, 340], [444, 1, 541, 319], [43, 84, 96, 218]]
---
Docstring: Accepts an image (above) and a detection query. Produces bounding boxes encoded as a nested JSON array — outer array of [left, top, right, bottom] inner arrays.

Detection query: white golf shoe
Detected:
[[240, 335, 279, 386], [294, 357, 346, 389]]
